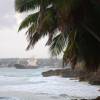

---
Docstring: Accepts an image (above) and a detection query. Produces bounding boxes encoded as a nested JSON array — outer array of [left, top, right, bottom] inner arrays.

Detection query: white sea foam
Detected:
[[0, 68, 99, 99]]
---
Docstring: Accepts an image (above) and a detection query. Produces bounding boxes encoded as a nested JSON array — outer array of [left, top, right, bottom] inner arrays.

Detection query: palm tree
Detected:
[[15, 0, 57, 49], [15, 0, 100, 71], [51, 0, 100, 71]]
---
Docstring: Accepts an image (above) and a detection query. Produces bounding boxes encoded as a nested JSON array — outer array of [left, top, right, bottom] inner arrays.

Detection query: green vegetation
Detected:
[[15, 0, 100, 72]]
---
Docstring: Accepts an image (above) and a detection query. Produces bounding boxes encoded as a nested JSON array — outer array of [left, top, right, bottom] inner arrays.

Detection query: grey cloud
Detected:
[[0, 0, 17, 29]]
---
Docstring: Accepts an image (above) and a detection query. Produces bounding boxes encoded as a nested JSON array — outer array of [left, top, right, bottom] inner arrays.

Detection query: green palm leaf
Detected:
[[15, 0, 40, 12], [15, 0, 51, 13], [18, 12, 38, 31], [50, 33, 68, 56]]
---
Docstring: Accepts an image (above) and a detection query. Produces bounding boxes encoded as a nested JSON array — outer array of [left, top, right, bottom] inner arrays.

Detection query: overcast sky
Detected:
[[0, 0, 50, 58]]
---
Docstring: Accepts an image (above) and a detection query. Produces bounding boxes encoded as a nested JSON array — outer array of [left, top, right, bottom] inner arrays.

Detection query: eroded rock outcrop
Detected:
[[42, 68, 79, 77]]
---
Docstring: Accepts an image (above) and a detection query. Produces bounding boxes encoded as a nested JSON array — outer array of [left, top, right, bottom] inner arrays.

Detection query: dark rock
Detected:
[[89, 69, 100, 85], [42, 67, 100, 85], [42, 68, 79, 77], [42, 70, 60, 77], [78, 68, 100, 85], [79, 71, 93, 82]]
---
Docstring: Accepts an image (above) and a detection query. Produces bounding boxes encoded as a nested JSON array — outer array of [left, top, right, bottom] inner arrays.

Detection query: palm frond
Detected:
[[18, 12, 38, 31], [15, 0, 41, 12], [50, 33, 68, 56], [15, 0, 51, 13], [26, 32, 47, 50]]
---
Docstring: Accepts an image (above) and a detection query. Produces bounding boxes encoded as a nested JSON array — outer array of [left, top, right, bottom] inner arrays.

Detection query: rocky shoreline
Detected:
[[42, 68, 100, 85], [42, 68, 100, 100], [42, 68, 79, 77]]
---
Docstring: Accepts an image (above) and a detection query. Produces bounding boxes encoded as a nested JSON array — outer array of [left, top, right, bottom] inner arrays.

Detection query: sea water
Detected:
[[0, 67, 99, 100]]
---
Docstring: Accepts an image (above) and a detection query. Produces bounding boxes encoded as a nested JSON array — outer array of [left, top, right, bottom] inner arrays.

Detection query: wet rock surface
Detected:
[[42, 68, 79, 77]]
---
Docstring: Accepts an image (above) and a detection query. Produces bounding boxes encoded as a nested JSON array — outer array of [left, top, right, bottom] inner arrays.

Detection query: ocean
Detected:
[[0, 67, 99, 100]]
